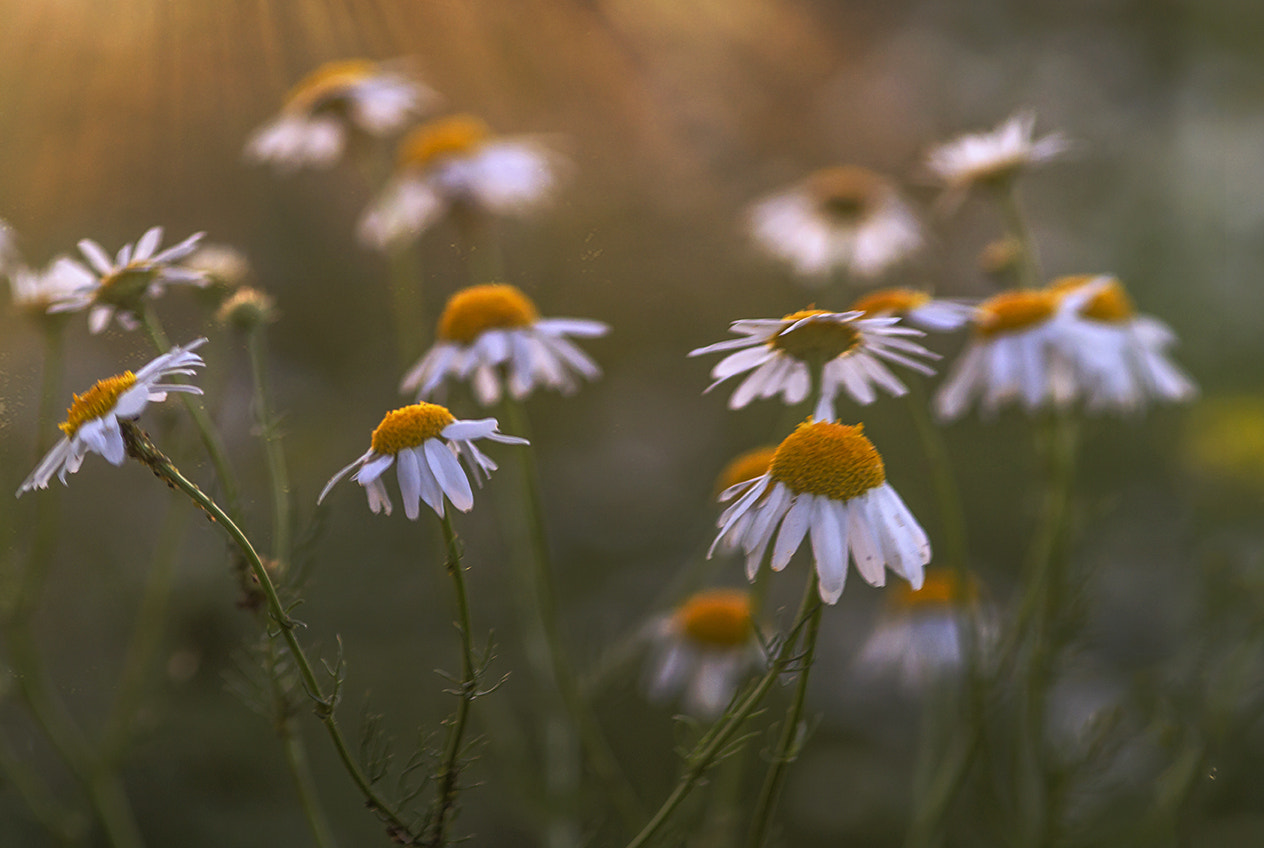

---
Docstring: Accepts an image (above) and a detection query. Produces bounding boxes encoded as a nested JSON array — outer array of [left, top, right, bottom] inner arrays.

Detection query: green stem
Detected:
[[274, 671, 341, 848], [625, 573, 822, 848], [246, 326, 292, 566], [744, 576, 823, 848], [425, 513, 478, 848], [119, 423, 421, 842], [997, 184, 1041, 289]]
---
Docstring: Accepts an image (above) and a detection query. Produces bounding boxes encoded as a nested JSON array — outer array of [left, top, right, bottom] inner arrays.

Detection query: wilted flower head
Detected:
[[246, 59, 436, 171], [646, 588, 761, 718], [401, 283, 607, 406], [747, 165, 922, 279], [711, 420, 930, 604], [17, 339, 208, 496], [926, 111, 1071, 197], [358, 114, 565, 249], [46, 227, 206, 333], [690, 309, 938, 422], [849, 288, 974, 333], [318, 402, 528, 520]]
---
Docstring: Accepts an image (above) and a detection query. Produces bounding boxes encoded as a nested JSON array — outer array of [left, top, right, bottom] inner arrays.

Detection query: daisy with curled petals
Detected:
[[17, 339, 208, 495], [246, 59, 436, 172], [689, 309, 938, 422], [1049, 275, 1197, 413], [359, 114, 564, 249], [646, 588, 761, 718], [747, 165, 922, 279], [401, 283, 607, 406], [711, 420, 930, 604], [849, 287, 974, 333], [318, 402, 528, 520], [46, 227, 207, 333], [711, 445, 778, 556], [926, 111, 1071, 197]]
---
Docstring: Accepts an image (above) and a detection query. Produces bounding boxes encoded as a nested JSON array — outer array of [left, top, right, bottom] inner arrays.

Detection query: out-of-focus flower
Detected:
[[46, 227, 206, 333], [926, 111, 1071, 197], [978, 237, 1024, 281], [854, 569, 989, 689], [747, 165, 922, 279], [711, 420, 930, 604], [7, 257, 95, 320], [16, 339, 208, 495], [358, 114, 564, 249], [186, 243, 251, 292], [1049, 275, 1197, 413], [848, 288, 974, 333], [216, 286, 277, 331], [245, 59, 436, 171], [318, 402, 527, 520], [646, 588, 761, 718], [690, 309, 938, 422], [401, 283, 607, 406]]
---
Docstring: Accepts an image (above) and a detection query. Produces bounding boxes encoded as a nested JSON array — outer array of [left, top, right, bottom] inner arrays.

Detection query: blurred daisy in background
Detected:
[[747, 165, 922, 280], [7, 256, 94, 321], [711, 445, 778, 556], [690, 309, 938, 421], [401, 283, 607, 406], [848, 287, 974, 333], [926, 111, 1071, 200], [245, 59, 436, 172], [318, 402, 527, 520], [46, 227, 207, 333], [358, 114, 566, 249], [16, 339, 208, 495], [712, 420, 930, 604], [645, 588, 761, 718]]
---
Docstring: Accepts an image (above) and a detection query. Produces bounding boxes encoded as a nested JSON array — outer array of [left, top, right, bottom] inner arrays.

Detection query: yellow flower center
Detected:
[[770, 420, 886, 502], [975, 289, 1059, 339], [714, 446, 778, 496], [978, 237, 1022, 276], [889, 569, 975, 611], [850, 288, 931, 318], [675, 589, 753, 648], [369, 403, 456, 455], [1048, 275, 1135, 323], [398, 114, 492, 170], [59, 372, 137, 436], [807, 166, 886, 223], [437, 283, 540, 344], [284, 59, 377, 113], [771, 310, 861, 361]]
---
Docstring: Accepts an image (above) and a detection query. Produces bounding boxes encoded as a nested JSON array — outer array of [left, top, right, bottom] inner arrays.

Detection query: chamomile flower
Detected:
[[358, 114, 564, 249], [646, 589, 761, 718], [712, 445, 778, 555], [1049, 275, 1197, 413], [933, 284, 1099, 421], [246, 59, 436, 171], [711, 420, 930, 604], [849, 287, 974, 333], [401, 283, 607, 406], [46, 227, 207, 333], [7, 257, 95, 320], [926, 111, 1071, 196], [16, 339, 208, 495], [747, 165, 922, 279], [689, 309, 938, 422], [318, 402, 527, 520]]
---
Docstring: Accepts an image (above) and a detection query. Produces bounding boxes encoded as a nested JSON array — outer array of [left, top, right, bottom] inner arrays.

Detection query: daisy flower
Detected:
[[1049, 275, 1197, 413], [401, 283, 607, 406], [711, 420, 931, 604], [16, 339, 208, 496], [358, 114, 564, 249], [747, 165, 922, 279], [7, 257, 95, 320], [46, 227, 207, 333], [926, 111, 1071, 196], [646, 588, 761, 718], [712, 445, 778, 555], [689, 309, 938, 422], [245, 59, 436, 171], [318, 402, 528, 520], [848, 287, 974, 333]]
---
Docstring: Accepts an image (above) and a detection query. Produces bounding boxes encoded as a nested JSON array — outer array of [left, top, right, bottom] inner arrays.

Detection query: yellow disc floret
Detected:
[[370, 403, 456, 455], [398, 114, 492, 170], [1048, 275, 1135, 323], [714, 446, 778, 496], [675, 589, 753, 648], [850, 288, 931, 318], [889, 569, 975, 611], [771, 420, 886, 502], [807, 166, 886, 222], [975, 289, 1059, 339], [771, 310, 861, 361], [59, 372, 138, 436], [285, 60, 377, 113], [437, 283, 540, 344]]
